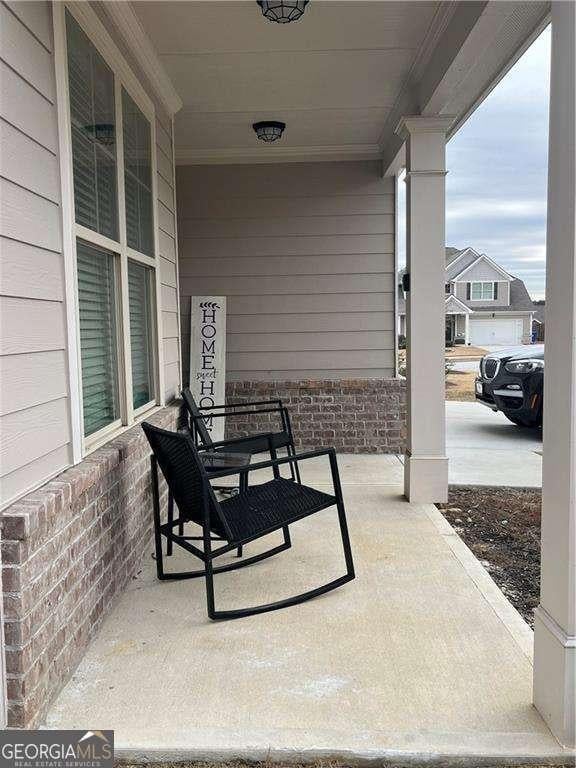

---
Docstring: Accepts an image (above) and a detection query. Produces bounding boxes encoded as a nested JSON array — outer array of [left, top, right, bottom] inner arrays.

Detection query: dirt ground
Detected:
[[445, 369, 477, 401], [118, 762, 570, 767], [437, 485, 541, 627], [445, 344, 487, 358]]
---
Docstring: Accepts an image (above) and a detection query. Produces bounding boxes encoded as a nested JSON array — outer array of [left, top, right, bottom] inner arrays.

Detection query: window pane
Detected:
[[66, 12, 118, 241], [77, 241, 120, 436], [128, 261, 155, 409], [122, 90, 154, 256], [471, 283, 482, 300], [482, 282, 494, 299]]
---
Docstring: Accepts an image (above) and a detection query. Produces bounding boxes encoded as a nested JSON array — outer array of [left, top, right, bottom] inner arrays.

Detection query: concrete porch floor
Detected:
[[45, 455, 572, 765]]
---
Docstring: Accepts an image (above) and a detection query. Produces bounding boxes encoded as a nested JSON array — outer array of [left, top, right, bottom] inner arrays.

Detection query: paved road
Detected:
[[450, 359, 481, 373], [446, 400, 542, 487]]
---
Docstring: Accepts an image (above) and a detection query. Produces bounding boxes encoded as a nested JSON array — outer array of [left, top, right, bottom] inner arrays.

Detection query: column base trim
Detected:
[[534, 606, 576, 648], [404, 453, 448, 503], [533, 606, 576, 748]]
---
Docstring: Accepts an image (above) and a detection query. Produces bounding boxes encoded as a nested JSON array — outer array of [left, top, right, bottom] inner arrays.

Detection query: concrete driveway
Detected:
[[446, 400, 542, 487]]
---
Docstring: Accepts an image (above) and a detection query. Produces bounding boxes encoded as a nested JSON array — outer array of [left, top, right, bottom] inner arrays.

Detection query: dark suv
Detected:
[[475, 345, 544, 427]]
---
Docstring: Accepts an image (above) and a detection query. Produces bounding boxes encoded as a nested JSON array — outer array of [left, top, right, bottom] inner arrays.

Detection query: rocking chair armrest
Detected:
[[206, 447, 337, 480], [198, 398, 283, 411], [190, 406, 286, 420], [200, 431, 277, 450]]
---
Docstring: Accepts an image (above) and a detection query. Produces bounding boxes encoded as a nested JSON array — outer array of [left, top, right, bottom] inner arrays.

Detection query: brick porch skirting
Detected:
[[224, 378, 407, 454], [0, 405, 179, 729]]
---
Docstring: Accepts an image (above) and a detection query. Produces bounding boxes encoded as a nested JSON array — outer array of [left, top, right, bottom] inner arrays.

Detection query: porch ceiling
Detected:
[[130, 1, 549, 166], [132, 0, 442, 163]]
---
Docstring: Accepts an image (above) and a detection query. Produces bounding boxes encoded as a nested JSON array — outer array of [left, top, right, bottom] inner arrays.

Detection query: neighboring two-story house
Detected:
[[398, 247, 535, 346]]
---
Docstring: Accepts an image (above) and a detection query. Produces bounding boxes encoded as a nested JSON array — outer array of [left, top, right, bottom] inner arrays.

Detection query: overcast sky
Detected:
[[398, 25, 550, 300]]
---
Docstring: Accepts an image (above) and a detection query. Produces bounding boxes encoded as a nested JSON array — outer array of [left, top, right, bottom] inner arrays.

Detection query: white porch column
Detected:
[[396, 117, 452, 503], [533, 1, 576, 749]]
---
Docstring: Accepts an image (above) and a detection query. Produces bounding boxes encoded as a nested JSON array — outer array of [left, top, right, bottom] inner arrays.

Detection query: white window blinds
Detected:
[[128, 261, 156, 409], [122, 90, 154, 257], [76, 241, 120, 437], [66, 12, 118, 241]]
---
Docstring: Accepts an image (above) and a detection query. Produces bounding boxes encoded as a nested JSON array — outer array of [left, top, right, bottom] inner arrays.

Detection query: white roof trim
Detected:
[[102, 2, 182, 116], [177, 144, 382, 165], [453, 253, 514, 281], [445, 295, 473, 314], [446, 246, 480, 271]]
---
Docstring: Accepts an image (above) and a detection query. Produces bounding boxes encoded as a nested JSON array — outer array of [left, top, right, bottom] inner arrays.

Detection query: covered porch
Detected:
[[51, 0, 574, 757], [45, 454, 566, 764], [445, 296, 472, 346], [28, 0, 576, 759]]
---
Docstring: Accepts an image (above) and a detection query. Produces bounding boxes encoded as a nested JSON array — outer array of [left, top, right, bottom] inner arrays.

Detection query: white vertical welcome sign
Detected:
[[189, 297, 227, 442]]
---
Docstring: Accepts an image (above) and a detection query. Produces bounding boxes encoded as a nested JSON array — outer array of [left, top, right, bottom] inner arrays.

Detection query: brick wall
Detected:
[[224, 379, 406, 454], [0, 405, 178, 728]]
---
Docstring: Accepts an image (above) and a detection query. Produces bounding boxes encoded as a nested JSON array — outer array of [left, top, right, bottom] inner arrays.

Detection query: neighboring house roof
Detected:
[[445, 295, 472, 314], [397, 247, 535, 317], [453, 252, 514, 281], [445, 247, 482, 280]]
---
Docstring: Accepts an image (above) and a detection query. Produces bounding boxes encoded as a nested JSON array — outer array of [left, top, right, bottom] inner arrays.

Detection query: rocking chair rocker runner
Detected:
[[142, 422, 355, 620]]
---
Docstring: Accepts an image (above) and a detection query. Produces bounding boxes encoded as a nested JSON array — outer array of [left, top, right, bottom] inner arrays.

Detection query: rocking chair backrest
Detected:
[[181, 388, 214, 448], [142, 422, 229, 537]]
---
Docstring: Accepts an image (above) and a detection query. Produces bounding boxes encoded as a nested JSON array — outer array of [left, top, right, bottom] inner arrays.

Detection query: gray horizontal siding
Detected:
[[177, 160, 395, 382], [155, 114, 181, 402], [0, 0, 72, 509]]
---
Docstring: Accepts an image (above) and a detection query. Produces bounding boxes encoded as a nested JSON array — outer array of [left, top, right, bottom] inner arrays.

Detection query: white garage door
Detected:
[[469, 318, 523, 346]]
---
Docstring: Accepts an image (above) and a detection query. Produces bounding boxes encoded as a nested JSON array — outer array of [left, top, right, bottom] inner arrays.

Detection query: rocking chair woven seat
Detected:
[[142, 421, 355, 620], [220, 477, 335, 542]]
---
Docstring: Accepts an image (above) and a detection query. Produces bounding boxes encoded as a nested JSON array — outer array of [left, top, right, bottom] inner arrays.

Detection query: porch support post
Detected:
[[396, 116, 452, 503], [533, 0, 576, 748], [464, 313, 470, 345]]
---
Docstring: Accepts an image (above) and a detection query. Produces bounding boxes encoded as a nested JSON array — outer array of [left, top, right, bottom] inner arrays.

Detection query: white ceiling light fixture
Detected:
[[253, 121, 286, 142], [256, 1, 310, 24]]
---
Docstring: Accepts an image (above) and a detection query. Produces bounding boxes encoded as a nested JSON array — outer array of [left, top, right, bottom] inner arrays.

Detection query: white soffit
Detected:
[[131, 0, 445, 164], [131, 0, 550, 166]]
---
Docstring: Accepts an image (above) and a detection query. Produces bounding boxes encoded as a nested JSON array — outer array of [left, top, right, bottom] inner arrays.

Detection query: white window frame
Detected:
[[53, 1, 165, 460], [470, 281, 495, 301]]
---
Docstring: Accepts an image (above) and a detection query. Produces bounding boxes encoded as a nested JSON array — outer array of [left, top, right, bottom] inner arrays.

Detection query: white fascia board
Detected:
[[445, 295, 473, 314], [446, 246, 480, 274], [454, 253, 514, 282], [101, 1, 182, 116]]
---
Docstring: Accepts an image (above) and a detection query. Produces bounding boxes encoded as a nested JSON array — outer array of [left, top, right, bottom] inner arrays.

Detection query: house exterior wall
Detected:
[[176, 161, 403, 453], [453, 279, 510, 306], [0, 1, 183, 728], [455, 314, 467, 337], [1, 404, 178, 728], [0, 1, 73, 510], [177, 161, 395, 382], [0, 2, 182, 511]]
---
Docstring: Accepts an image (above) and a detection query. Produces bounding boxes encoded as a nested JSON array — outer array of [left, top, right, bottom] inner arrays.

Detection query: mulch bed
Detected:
[[437, 485, 541, 627], [118, 762, 569, 767]]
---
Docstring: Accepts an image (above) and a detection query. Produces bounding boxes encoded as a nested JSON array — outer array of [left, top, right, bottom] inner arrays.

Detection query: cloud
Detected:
[[445, 25, 550, 297]]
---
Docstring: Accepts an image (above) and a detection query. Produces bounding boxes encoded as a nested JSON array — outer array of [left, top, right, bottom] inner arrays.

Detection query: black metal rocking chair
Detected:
[[181, 388, 301, 484], [142, 421, 355, 620]]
